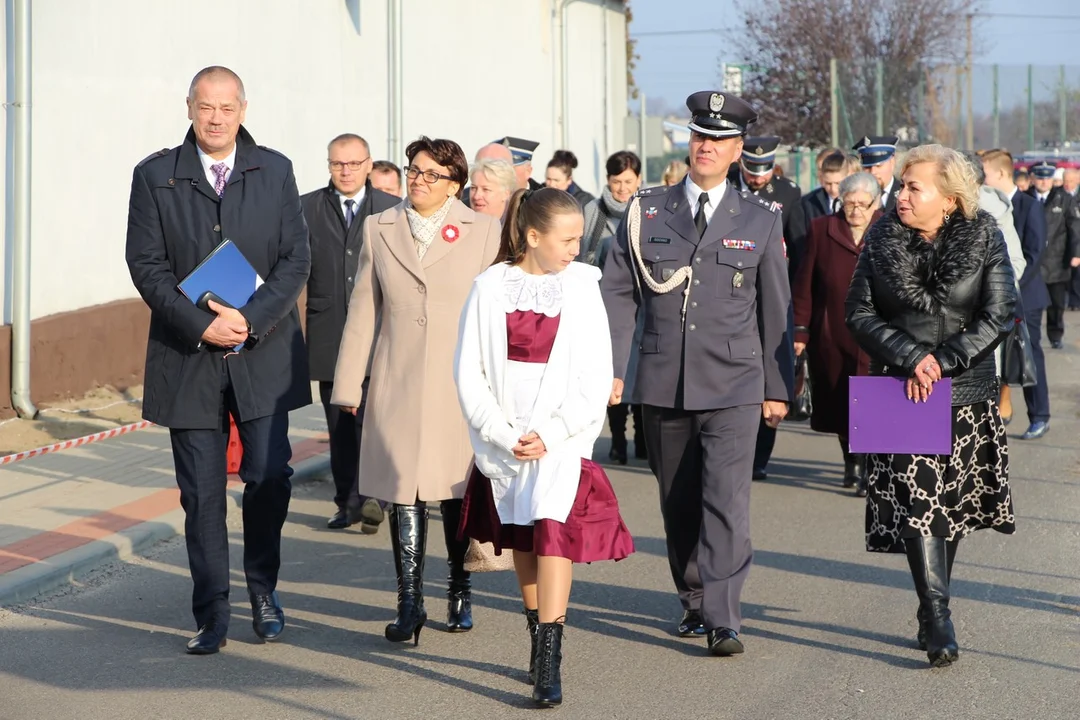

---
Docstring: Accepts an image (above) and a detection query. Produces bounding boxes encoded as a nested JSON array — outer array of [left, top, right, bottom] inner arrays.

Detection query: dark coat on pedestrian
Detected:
[[301, 181, 400, 380], [800, 186, 834, 231], [729, 165, 807, 279], [1011, 189, 1049, 311], [568, 181, 596, 208], [845, 210, 1016, 407], [792, 214, 875, 436], [1027, 186, 1080, 285], [126, 125, 312, 429]]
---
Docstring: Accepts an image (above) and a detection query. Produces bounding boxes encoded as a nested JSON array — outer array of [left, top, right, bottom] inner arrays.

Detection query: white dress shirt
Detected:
[[684, 176, 729, 226], [337, 186, 367, 219], [1007, 186, 1018, 203], [1036, 191, 1049, 204], [880, 178, 895, 208], [196, 144, 237, 189]]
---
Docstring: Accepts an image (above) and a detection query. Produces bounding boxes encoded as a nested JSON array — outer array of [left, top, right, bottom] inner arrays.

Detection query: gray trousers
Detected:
[[642, 403, 758, 632]]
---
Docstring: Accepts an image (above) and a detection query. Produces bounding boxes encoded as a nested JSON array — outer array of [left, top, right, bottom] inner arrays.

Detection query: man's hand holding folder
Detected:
[[202, 299, 250, 348]]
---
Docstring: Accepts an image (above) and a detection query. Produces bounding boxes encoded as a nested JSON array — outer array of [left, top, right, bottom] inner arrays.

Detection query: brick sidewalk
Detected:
[[0, 404, 331, 605]]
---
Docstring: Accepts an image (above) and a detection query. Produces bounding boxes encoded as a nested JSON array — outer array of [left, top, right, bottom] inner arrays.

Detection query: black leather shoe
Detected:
[[904, 537, 959, 667], [608, 447, 628, 465], [677, 609, 706, 637], [752, 467, 768, 481], [327, 505, 363, 529], [1050, 339, 1064, 349], [440, 500, 473, 633], [186, 623, 227, 655], [359, 498, 385, 535], [251, 592, 285, 641], [707, 627, 744, 656]]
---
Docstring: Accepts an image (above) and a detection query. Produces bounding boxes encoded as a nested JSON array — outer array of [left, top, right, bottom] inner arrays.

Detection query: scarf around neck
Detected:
[[405, 195, 455, 259]]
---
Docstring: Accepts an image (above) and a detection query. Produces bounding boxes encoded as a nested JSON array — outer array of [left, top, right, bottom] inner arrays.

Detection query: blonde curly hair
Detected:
[[900, 144, 980, 220]]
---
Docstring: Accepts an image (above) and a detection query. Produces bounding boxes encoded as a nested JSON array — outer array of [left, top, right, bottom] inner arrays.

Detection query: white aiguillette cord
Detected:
[[627, 196, 694, 331]]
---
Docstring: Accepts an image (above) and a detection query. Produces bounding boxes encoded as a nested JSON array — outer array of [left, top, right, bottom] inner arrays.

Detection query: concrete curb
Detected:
[[0, 454, 331, 608]]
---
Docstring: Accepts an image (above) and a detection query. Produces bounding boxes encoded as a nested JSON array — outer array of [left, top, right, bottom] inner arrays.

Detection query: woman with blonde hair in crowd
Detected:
[[846, 144, 1016, 668], [661, 159, 688, 187], [470, 158, 517, 223]]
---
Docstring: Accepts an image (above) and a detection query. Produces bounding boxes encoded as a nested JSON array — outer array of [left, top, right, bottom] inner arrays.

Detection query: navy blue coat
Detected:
[[1011, 189, 1049, 311], [126, 126, 312, 429]]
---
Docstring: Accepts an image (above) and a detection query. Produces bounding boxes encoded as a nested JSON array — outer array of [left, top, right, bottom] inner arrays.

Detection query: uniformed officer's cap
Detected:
[[853, 135, 899, 167], [495, 136, 539, 166], [740, 136, 781, 176], [1029, 160, 1057, 179], [686, 91, 758, 139]]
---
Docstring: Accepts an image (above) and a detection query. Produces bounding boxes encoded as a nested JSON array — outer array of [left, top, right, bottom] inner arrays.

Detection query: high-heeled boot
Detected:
[[440, 500, 473, 632], [905, 536, 959, 667], [917, 538, 958, 650], [524, 608, 539, 684], [385, 504, 428, 645], [532, 622, 564, 707], [840, 440, 856, 488], [853, 454, 868, 497]]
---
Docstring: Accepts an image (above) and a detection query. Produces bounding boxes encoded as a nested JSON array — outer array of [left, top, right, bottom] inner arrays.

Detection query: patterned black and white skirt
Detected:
[[866, 400, 1015, 553]]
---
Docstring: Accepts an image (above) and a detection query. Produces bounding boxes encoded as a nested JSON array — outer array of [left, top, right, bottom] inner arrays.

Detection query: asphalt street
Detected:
[[1, 345, 1079, 720]]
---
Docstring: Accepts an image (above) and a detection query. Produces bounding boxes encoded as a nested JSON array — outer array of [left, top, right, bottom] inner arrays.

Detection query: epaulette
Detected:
[[740, 189, 781, 213], [137, 148, 171, 167], [258, 144, 290, 160], [636, 185, 671, 198], [778, 176, 798, 189]]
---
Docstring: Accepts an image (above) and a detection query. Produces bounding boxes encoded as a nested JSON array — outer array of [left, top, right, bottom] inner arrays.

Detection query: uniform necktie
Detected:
[[211, 162, 228, 198], [694, 191, 709, 238], [344, 198, 356, 228]]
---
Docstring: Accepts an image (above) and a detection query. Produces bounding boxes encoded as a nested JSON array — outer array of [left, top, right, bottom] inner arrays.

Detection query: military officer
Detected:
[[853, 135, 900, 212], [601, 90, 795, 657]]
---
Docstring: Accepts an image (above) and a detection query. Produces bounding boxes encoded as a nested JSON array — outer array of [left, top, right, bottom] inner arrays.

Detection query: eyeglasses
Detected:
[[328, 158, 370, 172], [405, 165, 454, 184], [843, 201, 873, 212]]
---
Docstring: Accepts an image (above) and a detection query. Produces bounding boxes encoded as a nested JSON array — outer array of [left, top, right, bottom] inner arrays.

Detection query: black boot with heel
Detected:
[[916, 539, 958, 651], [385, 504, 428, 645], [524, 608, 539, 684], [440, 500, 473, 633], [532, 621, 565, 707], [905, 536, 959, 667]]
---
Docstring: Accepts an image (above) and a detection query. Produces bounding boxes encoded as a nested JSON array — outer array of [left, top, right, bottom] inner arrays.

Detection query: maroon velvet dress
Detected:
[[458, 309, 635, 563]]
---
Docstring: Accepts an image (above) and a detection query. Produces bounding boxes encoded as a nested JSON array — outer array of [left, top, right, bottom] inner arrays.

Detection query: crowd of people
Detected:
[[124, 65, 1071, 708]]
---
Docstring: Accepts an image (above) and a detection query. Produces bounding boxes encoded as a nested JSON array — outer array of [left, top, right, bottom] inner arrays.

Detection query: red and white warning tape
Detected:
[[0, 420, 154, 467]]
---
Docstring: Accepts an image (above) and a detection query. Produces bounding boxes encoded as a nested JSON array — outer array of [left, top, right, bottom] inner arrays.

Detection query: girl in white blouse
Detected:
[[454, 187, 634, 708]]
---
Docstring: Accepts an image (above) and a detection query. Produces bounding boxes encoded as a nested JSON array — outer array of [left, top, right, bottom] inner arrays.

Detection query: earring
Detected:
[[943, 211, 951, 223]]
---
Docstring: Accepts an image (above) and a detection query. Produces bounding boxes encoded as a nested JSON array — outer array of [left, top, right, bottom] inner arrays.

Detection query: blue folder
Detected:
[[178, 239, 262, 350]]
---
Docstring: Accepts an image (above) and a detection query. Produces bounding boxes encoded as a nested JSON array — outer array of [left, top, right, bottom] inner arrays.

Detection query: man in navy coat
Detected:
[[126, 66, 311, 654]]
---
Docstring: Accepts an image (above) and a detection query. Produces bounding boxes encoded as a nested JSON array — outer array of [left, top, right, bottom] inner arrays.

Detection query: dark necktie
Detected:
[[831, 197, 840, 215], [694, 191, 709, 238], [344, 198, 356, 228]]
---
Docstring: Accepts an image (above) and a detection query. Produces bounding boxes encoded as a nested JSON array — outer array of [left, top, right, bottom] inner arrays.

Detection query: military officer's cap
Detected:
[[495, 136, 540, 166], [853, 135, 899, 167], [686, 91, 758, 139], [740, 136, 781, 176], [1029, 160, 1057, 179]]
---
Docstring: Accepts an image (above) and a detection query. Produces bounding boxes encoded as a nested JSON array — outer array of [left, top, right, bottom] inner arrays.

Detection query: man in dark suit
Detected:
[[1026, 160, 1080, 350], [125, 66, 311, 655], [602, 91, 794, 657], [301, 134, 398, 532], [981, 149, 1049, 439], [801, 150, 851, 229], [853, 136, 900, 213]]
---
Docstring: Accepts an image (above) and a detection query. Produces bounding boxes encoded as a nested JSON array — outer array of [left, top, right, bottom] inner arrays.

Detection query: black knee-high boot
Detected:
[[385, 504, 428, 645], [916, 538, 958, 650], [524, 607, 539, 684], [905, 536, 959, 666], [440, 500, 473, 632]]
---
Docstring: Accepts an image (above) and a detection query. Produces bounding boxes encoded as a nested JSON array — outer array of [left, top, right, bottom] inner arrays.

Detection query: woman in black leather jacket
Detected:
[[845, 144, 1017, 668]]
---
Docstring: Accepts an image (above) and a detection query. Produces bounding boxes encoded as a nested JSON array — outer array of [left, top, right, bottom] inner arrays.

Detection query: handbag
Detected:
[[791, 353, 813, 421], [1001, 317, 1038, 388], [464, 538, 516, 572]]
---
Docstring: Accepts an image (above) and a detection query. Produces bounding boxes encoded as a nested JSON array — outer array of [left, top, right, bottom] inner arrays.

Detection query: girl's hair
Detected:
[[546, 149, 579, 176], [496, 187, 582, 264]]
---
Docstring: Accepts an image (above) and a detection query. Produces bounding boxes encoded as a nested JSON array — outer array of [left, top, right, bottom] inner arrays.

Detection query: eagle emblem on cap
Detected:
[[709, 93, 725, 112]]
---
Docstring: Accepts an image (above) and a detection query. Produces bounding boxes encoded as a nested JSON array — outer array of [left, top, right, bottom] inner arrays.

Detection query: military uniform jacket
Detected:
[[126, 126, 312, 429], [731, 168, 807, 275], [600, 182, 795, 411], [1028, 187, 1080, 285]]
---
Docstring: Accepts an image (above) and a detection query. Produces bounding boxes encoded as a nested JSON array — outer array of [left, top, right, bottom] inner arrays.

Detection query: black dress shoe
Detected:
[[327, 506, 363, 529], [186, 623, 227, 655], [251, 592, 285, 641], [677, 609, 706, 637], [608, 447, 628, 465], [707, 627, 744, 656], [752, 467, 768, 481], [1050, 339, 1064, 349]]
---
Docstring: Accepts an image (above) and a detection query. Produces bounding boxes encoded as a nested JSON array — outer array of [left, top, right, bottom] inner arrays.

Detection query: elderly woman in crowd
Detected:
[[544, 149, 595, 207], [845, 144, 1016, 668], [792, 172, 879, 496], [332, 136, 501, 646], [470, 158, 517, 222]]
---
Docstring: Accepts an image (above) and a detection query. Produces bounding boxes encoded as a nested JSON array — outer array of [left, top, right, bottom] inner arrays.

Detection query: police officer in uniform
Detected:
[[602, 91, 794, 656], [853, 135, 900, 212]]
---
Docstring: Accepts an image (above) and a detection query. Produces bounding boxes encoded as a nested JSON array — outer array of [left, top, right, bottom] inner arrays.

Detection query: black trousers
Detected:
[[607, 403, 644, 449], [1022, 305, 1051, 423], [1069, 267, 1080, 309], [642, 404, 758, 632], [752, 418, 776, 473], [318, 379, 380, 511], [169, 361, 293, 631], [1046, 281, 1069, 344]]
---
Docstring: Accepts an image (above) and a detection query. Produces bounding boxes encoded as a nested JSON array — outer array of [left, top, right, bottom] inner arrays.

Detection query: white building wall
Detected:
[[4, 0, 626, 321]]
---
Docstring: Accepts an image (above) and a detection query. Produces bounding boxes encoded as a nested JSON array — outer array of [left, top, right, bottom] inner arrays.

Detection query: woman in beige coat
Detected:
[[332, 136, 501, 645]]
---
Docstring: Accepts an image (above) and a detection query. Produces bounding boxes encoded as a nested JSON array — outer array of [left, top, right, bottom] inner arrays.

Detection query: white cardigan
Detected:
[[454, 262, 613, 518]]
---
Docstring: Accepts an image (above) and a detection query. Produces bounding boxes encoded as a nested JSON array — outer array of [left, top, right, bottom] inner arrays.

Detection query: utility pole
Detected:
[[965, 13, 974, 151]]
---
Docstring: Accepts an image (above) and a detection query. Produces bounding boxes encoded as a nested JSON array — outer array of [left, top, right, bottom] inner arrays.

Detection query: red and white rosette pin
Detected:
[[442, 224, 460, 243]]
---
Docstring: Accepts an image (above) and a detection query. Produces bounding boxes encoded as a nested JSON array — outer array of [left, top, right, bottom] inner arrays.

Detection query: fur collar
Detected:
[[865, 208, 997, 314]]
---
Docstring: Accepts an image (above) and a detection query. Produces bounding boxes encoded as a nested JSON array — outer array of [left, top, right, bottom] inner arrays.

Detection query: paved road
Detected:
[[2, 346, 1079, 720]]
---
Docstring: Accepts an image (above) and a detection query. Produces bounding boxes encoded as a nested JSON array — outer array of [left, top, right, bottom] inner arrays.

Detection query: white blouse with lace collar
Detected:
[[501, 264, 563, 317]]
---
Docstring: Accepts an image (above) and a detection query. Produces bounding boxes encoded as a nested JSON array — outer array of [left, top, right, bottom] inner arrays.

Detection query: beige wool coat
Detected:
[[331, 199, 501, 504]]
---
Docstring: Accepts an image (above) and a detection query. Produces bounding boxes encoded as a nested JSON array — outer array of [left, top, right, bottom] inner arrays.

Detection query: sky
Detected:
[[629, 0, 1080, 113]]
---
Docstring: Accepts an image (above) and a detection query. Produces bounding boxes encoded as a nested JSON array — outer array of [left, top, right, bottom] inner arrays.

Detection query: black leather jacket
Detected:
[[845, 209, 1017, 406]]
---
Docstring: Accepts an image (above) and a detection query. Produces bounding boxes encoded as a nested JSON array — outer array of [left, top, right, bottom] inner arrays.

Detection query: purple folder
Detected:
[[848, 376, 953, 455]]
